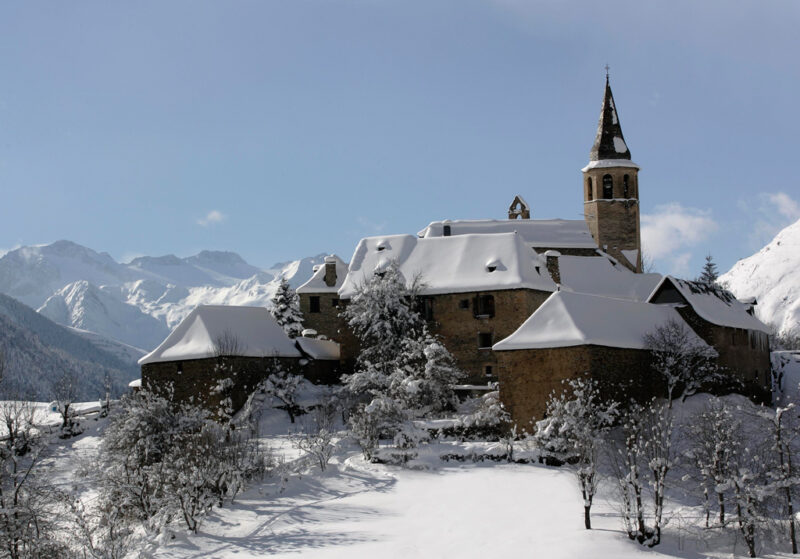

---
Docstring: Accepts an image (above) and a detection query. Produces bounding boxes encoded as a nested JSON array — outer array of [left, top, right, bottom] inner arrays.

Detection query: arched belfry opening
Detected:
[[508, 195, 531, 220]]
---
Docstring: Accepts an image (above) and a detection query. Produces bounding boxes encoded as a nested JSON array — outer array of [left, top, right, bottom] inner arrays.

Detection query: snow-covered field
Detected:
[[16, 387, 800, 559], [154, 458, 724, 559]]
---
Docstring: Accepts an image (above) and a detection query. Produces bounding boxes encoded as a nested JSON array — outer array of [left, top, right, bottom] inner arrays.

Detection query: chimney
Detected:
[[324, 256, 338, 287], [544, 250, 561, 285]]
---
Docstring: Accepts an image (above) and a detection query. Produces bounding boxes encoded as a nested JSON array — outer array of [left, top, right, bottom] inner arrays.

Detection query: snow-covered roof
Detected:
[[493, 291, 710, 351], [338, 232, 557, 299], [296, 337, 340, 360], [296, 255, 348, 294], [647, 277, 771, 334], [417, 219, 597, 250], [139, 305, 301, 365], [557, 255, 662, 301]]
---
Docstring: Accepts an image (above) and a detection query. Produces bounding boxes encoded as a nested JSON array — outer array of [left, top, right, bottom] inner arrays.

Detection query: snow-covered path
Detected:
[[153, 460, 710, 559]]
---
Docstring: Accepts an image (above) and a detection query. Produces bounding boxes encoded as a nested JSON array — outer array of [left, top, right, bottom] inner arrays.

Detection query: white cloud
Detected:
[[197, 210, 227, 227], [744, 191, 800, 249], [641, 203, 718, 275], [356, 216, 387, 234]]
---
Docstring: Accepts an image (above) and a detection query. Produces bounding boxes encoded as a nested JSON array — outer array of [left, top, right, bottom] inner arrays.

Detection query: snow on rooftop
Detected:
[[581, 159, 640, 172], [557, 255, 661, 301], [138, 305, 301, 365], [296, 337, 340, 360], [648, 277, 771, 333], [338, 232, 556, 299], [494, 291, 710, 351], [296, 254, 348, 294], [417, 219, 597, 249]]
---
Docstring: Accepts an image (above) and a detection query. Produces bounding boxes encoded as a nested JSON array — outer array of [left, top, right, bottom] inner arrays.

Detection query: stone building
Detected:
[[139, 305, 339, 412], [293, 76, 771, 424]]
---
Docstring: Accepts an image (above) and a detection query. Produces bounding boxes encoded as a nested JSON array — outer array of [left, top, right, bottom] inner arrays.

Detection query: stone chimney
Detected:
[[323, 256, 338, 287], [544, 250, 561, 285]]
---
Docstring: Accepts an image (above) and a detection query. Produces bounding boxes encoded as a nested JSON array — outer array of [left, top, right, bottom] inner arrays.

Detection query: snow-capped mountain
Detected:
[[38, 280, 171, 351], [0, 241, 332, 357], [719, 218, 800, 337]]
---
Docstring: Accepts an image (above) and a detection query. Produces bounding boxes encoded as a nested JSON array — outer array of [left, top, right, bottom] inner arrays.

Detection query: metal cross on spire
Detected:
[[604, 64, 610, 80]]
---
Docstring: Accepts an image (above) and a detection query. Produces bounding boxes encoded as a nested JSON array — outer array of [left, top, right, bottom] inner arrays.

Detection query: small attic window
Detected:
[[486, 259, 500, 273], [376, 240, 388, 252], [376, 246, 386, 252]]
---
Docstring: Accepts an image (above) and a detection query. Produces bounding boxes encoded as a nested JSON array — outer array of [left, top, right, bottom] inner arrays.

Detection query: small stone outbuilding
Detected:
[[493, 290, 713, 424], [139, 305, 339, 413]]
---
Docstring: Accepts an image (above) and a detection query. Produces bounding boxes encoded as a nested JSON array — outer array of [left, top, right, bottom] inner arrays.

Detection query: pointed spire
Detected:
[[589, 74, 631, 161]]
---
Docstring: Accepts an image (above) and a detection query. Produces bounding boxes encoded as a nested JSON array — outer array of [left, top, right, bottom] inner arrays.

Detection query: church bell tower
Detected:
[[582, 74, 642, 273]]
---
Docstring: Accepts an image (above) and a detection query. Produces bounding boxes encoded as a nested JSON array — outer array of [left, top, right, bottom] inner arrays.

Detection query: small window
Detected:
[[459, 299, 470, 310], [310, 296, 321, 313], [176, 363, 183, 374], [331, 298, 339, 307], [473, 294, 495, 318], [484, 365, 494, 377], [623, 175, 630, 198], [603, 174, 613, 199], [478, 332, 493, 349], [443, 225, 451, 236], [587, 177, 593, 200]]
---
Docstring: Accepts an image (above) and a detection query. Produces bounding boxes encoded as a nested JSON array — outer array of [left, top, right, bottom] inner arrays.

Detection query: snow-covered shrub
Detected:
[[0, 398, 69, 559], [270, 277, 304, 338], [98, 390, 271, 534], [533, 378, 617, 530], [349, 396, 405, 461], [293, 397, 338, 472], [262, 363, 305, 423], [451, 389, 510, 441]]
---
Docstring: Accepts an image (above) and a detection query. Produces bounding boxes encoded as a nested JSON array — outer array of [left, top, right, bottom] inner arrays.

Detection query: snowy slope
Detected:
[[0, 293, 139, 399], [719, 218, 800, 336], [38, 280, 171, 351], [0, 241, 331, 359]]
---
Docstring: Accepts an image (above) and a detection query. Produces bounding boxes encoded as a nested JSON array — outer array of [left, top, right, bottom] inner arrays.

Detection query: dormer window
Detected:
[[443, 225, 451, 236]]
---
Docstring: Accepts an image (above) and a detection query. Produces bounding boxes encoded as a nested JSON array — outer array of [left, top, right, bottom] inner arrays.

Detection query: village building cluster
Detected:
[[140, 77, 771, 424]]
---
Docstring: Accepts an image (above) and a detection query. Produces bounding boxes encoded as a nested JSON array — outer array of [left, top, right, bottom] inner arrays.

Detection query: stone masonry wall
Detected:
[[426, 289, 551, 384], [142, 356, 300, 414], [497, 345, 657, 425], [301, 288, 552, 383]]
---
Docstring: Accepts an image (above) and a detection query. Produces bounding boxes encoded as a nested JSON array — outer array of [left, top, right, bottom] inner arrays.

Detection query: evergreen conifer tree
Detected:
[[270, 277, 304, 338], [698, 254, 719, 286]]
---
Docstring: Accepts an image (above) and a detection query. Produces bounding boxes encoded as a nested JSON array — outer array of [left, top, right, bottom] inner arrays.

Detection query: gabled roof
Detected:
[[647, 276, 770, 333], [338, 232, 557, 299], [493, 291, 710, 351], [417, 219, 598, 250], [296, 254, 348, 294], [139, 305, 301, 365], [557, 255, 662, 301], [590, 76, 632, 161]]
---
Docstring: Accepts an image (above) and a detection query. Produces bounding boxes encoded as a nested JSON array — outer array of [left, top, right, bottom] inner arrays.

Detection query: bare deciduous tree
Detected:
[[644, 319, 719, 407]]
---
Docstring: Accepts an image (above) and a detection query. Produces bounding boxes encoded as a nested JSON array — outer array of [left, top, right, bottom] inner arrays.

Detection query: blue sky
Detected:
[[1, 1, 798, 277]]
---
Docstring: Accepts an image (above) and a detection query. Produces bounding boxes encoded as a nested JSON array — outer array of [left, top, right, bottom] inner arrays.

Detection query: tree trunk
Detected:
[[584, 505, 591, 530]]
